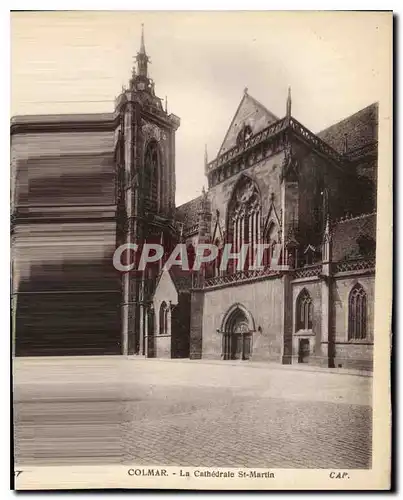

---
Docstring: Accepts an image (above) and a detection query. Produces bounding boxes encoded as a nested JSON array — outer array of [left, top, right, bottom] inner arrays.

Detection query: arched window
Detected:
[[159, 301, 168, 335], [348, 284, 367, 340], [227, 176, 261, 272], [144, 141, 160, 212], [296, 289, 313, 331], [236, 124, 253, 147]]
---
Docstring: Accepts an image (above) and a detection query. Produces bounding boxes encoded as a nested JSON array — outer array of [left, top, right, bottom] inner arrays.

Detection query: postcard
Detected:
[[11, 10, 392, 491]]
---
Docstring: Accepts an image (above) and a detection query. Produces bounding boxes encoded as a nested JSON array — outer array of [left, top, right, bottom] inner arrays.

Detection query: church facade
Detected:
[[11, 30, 377, 370]]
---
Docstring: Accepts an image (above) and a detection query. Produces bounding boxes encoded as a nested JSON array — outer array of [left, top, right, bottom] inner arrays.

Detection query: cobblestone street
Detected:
[[13, 357, 372, 469]]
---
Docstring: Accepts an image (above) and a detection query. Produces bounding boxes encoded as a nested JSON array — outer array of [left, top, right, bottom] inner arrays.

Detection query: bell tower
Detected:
[[115, 26, 181, 356]]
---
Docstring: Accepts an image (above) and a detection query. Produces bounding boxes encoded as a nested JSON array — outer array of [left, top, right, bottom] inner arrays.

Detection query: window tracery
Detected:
[[296, 289, 313, 331], [348, 283, 367, 340], [228, 177, 261, 271]]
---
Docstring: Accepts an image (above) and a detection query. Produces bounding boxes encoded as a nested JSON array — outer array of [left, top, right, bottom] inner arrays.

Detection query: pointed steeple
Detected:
[[286, 86, 292, 118], [140, 23, 146, 55], [136, 23, 150, 78]]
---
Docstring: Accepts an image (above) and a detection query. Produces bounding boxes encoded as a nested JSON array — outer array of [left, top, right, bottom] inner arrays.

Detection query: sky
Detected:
[[10, 11, 391, 206]]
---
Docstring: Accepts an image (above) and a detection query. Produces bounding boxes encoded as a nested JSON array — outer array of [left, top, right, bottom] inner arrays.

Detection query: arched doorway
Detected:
[[222, 306, 253, 360]]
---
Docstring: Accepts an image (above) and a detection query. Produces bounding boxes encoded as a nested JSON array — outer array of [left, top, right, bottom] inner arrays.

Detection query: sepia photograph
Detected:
[[10, 10, 392, 490]]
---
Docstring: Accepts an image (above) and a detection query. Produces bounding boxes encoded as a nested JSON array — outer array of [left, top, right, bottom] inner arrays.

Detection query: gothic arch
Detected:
[[227, 174, 261, 211], [220, 303, 255, 360], [226, 175, 262, 270], [295, 288, 313, 331], [144, 139, 163, 213], [348, 282, 367, 340], [159, 300, 169, 335], [220, 303, 256, 333]]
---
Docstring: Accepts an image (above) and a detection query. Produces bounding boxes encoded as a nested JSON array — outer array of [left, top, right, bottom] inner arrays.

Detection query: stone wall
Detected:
[[189, 290, 204, 359], [201, 276, 284, 362], [172, 294, 191, 358], [331, 273, 375, 370], [154, 335, 172, 358], [291, 278, 323, 366]]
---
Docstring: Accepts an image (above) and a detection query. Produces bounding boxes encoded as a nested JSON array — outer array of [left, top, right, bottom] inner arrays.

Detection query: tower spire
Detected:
[[140, 23, 146, 54], [286, 86, 292, 117], [136, 23, 150, 78]]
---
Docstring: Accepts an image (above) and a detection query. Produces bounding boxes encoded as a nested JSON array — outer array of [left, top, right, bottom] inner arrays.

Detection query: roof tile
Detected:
[[317, 103, 378, 155]]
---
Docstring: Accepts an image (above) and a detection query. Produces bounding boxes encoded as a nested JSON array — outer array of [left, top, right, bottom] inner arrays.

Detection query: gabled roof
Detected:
[[317, 103, 378, 155], [175, 195, 202, 232], [332, 213, 376, 261], [218, 92, 278, 156], [168, 267, 192, 293]]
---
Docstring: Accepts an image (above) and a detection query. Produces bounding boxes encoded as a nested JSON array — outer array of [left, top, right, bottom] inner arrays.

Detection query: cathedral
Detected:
[[11, 29, 377, 370]]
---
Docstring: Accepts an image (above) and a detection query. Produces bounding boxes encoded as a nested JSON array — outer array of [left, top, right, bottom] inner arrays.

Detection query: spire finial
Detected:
[[136, 24, 149, 77], [286, 86, 292, 117], [140, 23, 146, 54], [243, 87, 249, 95], [165, 96, 168, 113], [204, 144, 208, 166]]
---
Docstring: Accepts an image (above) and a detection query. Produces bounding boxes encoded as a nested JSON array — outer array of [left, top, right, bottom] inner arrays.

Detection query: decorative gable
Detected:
[[153, 269, 179, 310], [218, 91, 278, 156]]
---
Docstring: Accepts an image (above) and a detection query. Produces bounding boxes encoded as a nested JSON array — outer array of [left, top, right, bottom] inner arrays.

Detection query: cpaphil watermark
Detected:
[[113, 242, 290, 273]]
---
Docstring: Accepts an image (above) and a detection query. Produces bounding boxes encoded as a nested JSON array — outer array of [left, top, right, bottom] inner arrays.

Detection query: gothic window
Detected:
[[236, 125, 253, 147], [227, 176, 261, 272], [159, 301, 168, 335], [348, 283, 367, 340], [296, 289, 313, 331], [144, 140, 160, 212]]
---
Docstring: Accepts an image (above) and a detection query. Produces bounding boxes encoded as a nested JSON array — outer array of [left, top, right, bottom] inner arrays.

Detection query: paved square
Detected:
[[13, 358, 372, 468]]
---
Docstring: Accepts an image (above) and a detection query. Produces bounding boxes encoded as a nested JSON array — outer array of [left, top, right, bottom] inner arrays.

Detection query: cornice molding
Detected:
[[206, 115, 352, 188]]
